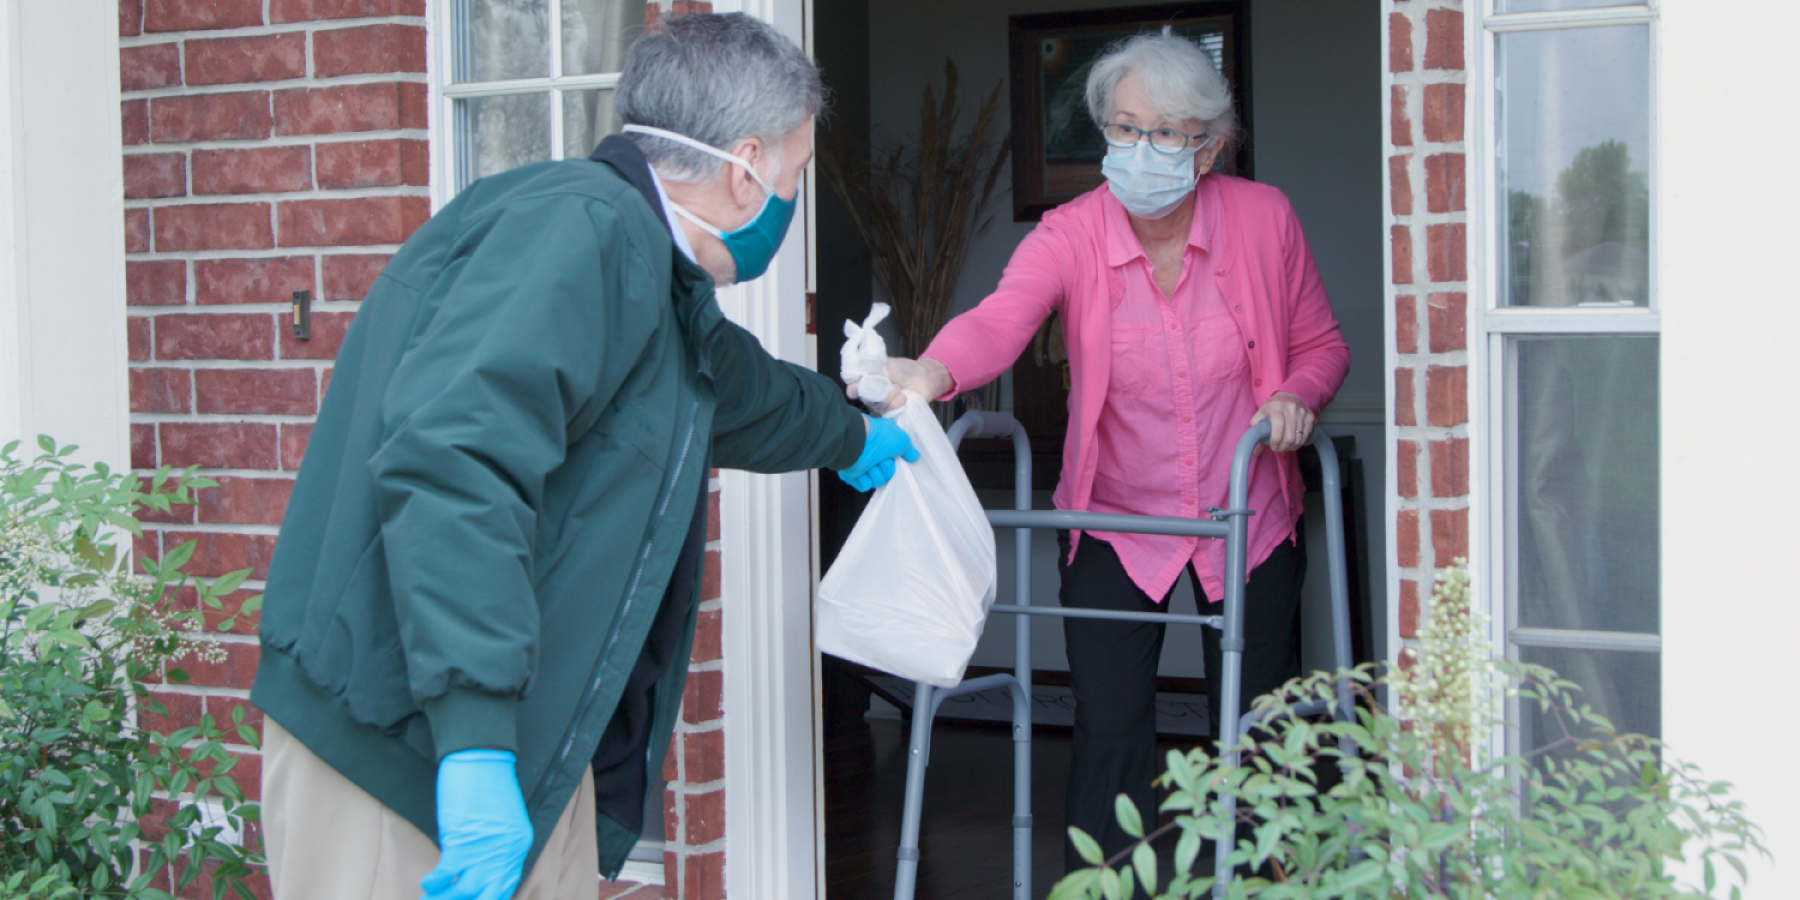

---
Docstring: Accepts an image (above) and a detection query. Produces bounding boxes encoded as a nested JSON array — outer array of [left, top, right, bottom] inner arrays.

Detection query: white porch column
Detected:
[[0, 1, 130, 468], [706, 1, 822, 898]]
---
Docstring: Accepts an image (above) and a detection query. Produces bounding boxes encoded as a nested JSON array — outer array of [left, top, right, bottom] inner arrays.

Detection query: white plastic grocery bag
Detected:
[[839, 303, 894, 406], [817, 390, 998, 688]]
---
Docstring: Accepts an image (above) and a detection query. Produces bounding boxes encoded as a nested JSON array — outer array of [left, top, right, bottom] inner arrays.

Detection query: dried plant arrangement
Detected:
[[821, 59, 1011, 368]]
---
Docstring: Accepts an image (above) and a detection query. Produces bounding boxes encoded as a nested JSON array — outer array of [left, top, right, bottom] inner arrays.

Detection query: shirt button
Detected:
[[1247, 340, 1255, 349], [1168, 323, 1178, 331], [1254, 378, 1263, 387], [1183, 457, 1194, 466], [1182, 414, 1193, 423], [1176, 370, 1187, 379], [1235, 304, 1244, 312]]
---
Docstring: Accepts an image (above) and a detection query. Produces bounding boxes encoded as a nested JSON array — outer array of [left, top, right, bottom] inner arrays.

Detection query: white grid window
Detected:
[[1477, 1, 1662, 751], [442, 0, 643, 193]]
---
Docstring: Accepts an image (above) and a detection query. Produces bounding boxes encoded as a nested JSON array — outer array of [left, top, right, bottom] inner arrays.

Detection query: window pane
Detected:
[[457, 0, 550, 83], [1508, 336, 1658, 635], [563, 89, 621, 159], [563, 0, 638, 76], [1497, 26, 1650, 307], [1518, 646, 1659, 750], [457, 94, 552, 187], [1496, 0, 1631, 12]]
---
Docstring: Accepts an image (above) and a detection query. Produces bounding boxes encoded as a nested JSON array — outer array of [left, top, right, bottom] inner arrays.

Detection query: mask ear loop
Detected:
[[622, 124, 775, 195]]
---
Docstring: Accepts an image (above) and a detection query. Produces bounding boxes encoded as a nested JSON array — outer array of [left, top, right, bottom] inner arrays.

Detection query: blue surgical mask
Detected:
[[1101, 138, 1209, 220], [623, 124, 797, 282]]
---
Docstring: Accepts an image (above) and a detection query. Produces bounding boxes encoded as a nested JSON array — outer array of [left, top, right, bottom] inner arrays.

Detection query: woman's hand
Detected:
[[847, 357, 953, 413], [1250, 391, 1316, 454]]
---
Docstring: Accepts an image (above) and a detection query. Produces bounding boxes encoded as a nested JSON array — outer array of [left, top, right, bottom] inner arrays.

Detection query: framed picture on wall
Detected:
[[1007, 1, 1251, 222]]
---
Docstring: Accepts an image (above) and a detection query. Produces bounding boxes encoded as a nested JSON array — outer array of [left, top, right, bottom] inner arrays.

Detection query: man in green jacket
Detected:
[[251, 14, 916, 900]]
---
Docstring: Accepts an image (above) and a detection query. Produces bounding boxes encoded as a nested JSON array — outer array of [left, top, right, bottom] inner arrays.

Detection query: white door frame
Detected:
[[706, 2, 824, 897]]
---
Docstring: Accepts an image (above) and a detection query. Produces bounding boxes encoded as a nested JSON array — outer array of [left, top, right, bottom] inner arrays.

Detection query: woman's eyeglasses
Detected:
[[1101, 123, 1213, 155]]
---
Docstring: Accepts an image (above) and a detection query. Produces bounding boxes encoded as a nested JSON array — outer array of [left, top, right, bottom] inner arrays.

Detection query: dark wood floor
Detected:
[[823, 719, 1191, 900]]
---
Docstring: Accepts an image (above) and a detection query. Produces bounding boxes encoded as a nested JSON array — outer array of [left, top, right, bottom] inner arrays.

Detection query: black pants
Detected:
[[1058, 530, 1304, 872]]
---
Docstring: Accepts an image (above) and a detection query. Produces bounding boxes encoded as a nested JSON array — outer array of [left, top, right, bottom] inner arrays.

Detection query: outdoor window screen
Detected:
[[447, 0, 638, 192], [1485, 1, 1660, 752]]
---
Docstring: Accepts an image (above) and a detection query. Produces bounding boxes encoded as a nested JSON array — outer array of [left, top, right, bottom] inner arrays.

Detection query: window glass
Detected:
[[1497, 26, 1650, 307], [458, 94, 553, 182], [563, 0, 639, 76], [1508, 335, 1659, 636], [1519, 645, 1660, 751], [563, 90, 622, 160], [1497, 0, 1631, 12], [457, 0, 550, 83]]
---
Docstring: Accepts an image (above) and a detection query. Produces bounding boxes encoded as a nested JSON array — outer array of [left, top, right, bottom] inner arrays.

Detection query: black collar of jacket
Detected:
[[589, 134, 725, 374], [590, 135, 670, 233]]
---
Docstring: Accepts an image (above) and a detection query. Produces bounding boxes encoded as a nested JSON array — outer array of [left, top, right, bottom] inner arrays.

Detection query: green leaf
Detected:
[[208, 569, 251, 598], [166, 667, 190, 684], [240, 594, 263, 615], [1131, 842, 1157, 896], [1069, 827, 1105, 866], [1336, 859, 1382, 891], [1115, 793, 1144, 839], [163, 539, 197, 573], [77, 599, 117, 621], [1175, 829, 1201, 877], [1048, 869, 1099, 900]]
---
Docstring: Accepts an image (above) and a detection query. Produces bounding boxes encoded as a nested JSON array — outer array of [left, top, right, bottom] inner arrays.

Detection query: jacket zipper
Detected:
[[534, 391, 702, 805]]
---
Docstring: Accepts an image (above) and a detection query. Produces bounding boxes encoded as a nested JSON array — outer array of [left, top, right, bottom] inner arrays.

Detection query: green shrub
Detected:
[[1051, 563, 1766, 900], [1, 438, 263, 899]]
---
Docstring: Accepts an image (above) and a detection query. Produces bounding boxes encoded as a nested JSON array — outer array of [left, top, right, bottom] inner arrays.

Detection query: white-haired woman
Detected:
[[858, 32, 1350, 869]]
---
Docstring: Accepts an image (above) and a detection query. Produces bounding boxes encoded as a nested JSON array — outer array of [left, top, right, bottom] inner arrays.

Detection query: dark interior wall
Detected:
[[814, 0, 875, 572], [814, 0, 874, 383]]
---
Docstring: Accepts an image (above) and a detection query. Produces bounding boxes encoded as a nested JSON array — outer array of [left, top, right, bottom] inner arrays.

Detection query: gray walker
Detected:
[[888, 412, 1358, 900]]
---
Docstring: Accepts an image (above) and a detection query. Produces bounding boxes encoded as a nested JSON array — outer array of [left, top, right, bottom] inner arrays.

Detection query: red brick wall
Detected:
[[1387, 0, 1470, 645], [122, 0, 425, 895]]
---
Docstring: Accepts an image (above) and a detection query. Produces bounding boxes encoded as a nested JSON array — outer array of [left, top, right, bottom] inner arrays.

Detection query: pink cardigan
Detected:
[[923, 175, 1350, 537]]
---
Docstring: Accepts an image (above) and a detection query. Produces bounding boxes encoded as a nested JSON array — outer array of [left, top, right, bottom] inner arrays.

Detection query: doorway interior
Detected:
[[809, 2, 1388, 896]]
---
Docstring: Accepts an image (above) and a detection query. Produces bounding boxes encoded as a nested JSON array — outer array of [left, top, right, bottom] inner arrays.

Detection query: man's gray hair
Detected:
[[616, 13, 823, 182], [1085, 31, 1238, 151]]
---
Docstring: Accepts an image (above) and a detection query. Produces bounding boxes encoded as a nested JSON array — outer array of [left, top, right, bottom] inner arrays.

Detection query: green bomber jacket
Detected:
[[251, 135, 863, 877]]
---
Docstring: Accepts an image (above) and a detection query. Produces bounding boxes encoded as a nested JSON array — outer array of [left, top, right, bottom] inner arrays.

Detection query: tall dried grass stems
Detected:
[[822, 59, 1011, 363]]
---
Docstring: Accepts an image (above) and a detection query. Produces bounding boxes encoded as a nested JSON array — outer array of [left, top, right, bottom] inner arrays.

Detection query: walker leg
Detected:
[[1010, 677, 1032, 900], [1211, 645, 1243, 899], [893, 683, 936, 900], [1012, 516, 1033, 900]]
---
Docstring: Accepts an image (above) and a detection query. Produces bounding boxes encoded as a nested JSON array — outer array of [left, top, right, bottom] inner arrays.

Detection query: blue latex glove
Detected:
[[835, 415, 919, 492], [420, 749, 533, 900]]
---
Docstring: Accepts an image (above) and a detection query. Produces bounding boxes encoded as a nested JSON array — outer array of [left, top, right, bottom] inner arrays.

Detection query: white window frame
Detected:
[[1470, 0, 1664, 755], [428, 0, 630, 205]]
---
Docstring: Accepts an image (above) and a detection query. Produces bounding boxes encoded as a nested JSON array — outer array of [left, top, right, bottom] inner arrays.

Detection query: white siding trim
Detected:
[[0, 1, 129, 469], [1660, 0, 1800, 887]]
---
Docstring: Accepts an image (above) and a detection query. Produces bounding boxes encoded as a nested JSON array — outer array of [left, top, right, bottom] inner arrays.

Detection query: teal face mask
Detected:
[[623, 124, 797, 282]]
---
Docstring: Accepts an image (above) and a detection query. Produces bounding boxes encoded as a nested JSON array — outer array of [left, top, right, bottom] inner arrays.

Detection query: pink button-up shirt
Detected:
[[923, 176, 1349, 597], [1087, 192, 1292, 602]]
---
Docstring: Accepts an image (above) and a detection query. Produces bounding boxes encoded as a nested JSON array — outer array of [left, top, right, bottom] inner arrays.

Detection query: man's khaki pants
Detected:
[[263, 718, 600, 899]]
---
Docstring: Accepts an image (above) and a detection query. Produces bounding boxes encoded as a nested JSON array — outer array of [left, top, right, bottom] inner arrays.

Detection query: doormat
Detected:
[[862, 673, 1211, 739]]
